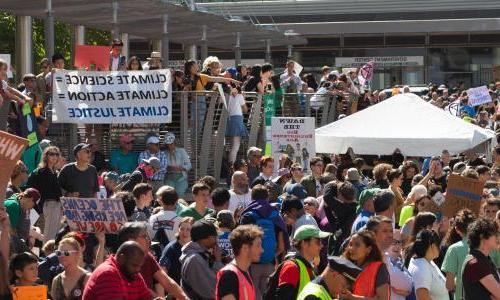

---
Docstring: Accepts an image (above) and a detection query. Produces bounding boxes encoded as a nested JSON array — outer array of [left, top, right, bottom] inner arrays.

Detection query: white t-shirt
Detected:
[[228, 190, 252, 213], [148, 210, 181, 243], [408, 257, 448, 300], [228, 94, 245, 116], [111, 56, 119, 71]]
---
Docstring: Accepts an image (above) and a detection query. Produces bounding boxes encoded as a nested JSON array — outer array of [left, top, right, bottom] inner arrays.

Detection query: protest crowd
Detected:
[[0, 37, 500, 300]]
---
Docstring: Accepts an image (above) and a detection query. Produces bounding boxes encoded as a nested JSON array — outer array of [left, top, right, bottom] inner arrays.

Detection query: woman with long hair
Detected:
[[408, 230, 449, 300], [343, 230, 390, 299], [6, 161, 28, 198], [26, 146, 62, 242], [126, 56, 143, 71], [369, 163, 392, 189], [51, 237, 90, 300], [164, 132, 191, 198], [388, 168, 405, 223], [401, 161, 419, 196], [441, 209, 476, 300]]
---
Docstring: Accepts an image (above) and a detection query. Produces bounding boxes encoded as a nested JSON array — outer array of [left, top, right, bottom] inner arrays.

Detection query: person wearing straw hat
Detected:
[[147, 51, 162, 70]]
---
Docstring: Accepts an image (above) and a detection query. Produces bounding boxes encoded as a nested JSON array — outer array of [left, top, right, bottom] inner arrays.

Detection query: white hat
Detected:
[[146, 136, 160, 144], [147, 51, 162, 60], [165, 132, 175, 145], [408, 184, 427, 200]]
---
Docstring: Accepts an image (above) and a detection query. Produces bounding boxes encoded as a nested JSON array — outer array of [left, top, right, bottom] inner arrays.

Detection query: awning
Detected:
[[0, 0, 306, 50]]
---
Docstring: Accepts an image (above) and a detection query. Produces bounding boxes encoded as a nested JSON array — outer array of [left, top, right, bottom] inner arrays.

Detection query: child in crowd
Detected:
[[217, 210, 235, 264], [9, 252, 39, 286]]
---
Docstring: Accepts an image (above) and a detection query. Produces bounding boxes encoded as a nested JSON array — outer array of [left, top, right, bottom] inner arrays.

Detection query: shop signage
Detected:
[[335, 56, 424, 68]]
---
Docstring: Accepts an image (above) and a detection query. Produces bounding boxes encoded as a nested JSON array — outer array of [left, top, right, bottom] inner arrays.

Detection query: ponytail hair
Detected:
[[404, 229, 440, 267]]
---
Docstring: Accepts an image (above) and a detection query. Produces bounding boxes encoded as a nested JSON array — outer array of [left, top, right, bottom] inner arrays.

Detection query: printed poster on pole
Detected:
[[271, 117, 315, 173]]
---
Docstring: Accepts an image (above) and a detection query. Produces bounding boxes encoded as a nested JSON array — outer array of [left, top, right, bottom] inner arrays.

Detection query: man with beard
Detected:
[[228, 171, 252, 213]]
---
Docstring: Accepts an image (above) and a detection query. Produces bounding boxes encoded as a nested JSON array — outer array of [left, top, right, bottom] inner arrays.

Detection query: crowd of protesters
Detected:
[[0, 38, 499, 300]]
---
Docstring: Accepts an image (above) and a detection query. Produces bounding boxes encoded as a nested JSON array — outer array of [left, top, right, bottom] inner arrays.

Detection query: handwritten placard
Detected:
[[61, 197, 128, 233], [12, 285, 48, 300], [0, 131, 28, 206], [441, 173, 483, 217], [467, 86, 492, 107]]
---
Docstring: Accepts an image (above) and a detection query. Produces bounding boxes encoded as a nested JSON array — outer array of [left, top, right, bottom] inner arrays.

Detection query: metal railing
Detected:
[[45, 90, 338, 185]]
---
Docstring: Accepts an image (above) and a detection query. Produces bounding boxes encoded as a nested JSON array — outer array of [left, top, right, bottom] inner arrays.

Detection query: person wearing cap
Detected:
[[119, 156, 161, 193], [301, 157, 325, 198], [215, 224, 262, 300], [102, 171, 119, 196], [180, 219, 223, 299], [297, 256, 362, 300], [138, 135, 168, 191], [351, 188, 379, 234], [109, 39, 126, 71], [4, 188, 40, 252], [346, 167, 366, 196], [164, 132, 191, 198], [274, 225, 330, 299], [110, 134, 139, 175], [26, 146, 62, 242], [58, 143, 99, 198]]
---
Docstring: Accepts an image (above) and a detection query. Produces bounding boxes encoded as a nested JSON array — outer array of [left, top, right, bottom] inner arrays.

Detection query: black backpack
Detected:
[[262, 255, 301, 300]]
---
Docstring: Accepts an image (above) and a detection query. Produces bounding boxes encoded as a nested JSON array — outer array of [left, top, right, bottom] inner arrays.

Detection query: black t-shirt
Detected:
[[216, 266, 253, 299], [57, 163, 99, 198]]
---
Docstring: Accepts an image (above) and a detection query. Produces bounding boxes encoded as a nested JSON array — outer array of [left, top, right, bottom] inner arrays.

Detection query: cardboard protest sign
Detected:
[[0, 131, 28, 206], [52, 69, 172, 124], [467, 86, 492, 107], [75, 45, 110, 71], [61, 197, 128, 234], [441, 173, 483, 217], [12, 285, 48, 300], [271, 117, 315, 173]]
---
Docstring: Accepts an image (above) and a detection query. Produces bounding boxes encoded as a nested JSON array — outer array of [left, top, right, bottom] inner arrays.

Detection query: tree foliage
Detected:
[[0, 12, 110, 75]]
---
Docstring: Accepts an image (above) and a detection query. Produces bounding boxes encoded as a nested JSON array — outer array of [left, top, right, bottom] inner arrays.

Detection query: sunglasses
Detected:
[[393, 240, 403, 245], [55, 250, 78, 257], [291, 168, 303, 171], [48, 152, 60, 157]]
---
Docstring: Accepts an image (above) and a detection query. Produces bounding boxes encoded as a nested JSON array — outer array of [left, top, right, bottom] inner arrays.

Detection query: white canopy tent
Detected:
[[315, 93, 495, 157]]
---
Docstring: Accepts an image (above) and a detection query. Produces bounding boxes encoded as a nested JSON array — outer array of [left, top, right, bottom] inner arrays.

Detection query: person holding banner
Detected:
[[109, 39, 126, 72]]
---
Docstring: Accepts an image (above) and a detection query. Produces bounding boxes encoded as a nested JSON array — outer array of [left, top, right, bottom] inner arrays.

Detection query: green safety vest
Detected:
[[297, 281, 332, 300], [295, 257, 313, 295]]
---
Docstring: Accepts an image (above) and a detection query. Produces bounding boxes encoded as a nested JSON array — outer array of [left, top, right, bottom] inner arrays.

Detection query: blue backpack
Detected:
[[246, 209, 278, 264]]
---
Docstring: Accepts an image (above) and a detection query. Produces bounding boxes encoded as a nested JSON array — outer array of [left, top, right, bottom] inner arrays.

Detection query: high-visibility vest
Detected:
[[215, 262, 255, 300], [352, 261, 383, 297], [297, 281, 332, 300], [295, 257, 313, 295]]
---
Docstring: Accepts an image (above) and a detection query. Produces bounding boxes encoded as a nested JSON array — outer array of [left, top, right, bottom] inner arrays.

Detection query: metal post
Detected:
[[15, 16, 33, 79], [44, 0, 54, 60], [161, 14, 169, 66], [71, 25, 85, 66], [235, 32, 242, 66], [184, 44, 197, 61], [121, 33, 129, 60], [287, 44, 293, 59], [265, 39, 271, 63], [200, 25, 208, 62], [111, 0, 119, 39], [152, 40, 161, 53]]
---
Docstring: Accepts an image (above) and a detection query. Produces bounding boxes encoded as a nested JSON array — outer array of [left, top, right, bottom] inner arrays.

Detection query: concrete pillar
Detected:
[[235, 32, 242, 66], [161, 15, 169, 66], [265, 39, 271, 63], [15, 16, 33, 79], [287, 45, 293, 59], [111, 0, 119, 39], [200, 25, 208, 62], [184, 44, 197, 61], [44, 0, 54, 60], [121, 33, 129, 60]]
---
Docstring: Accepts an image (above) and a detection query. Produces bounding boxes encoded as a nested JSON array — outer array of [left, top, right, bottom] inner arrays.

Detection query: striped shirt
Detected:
[[82, 255, 152, 300], [138, 150, 168, 181]]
